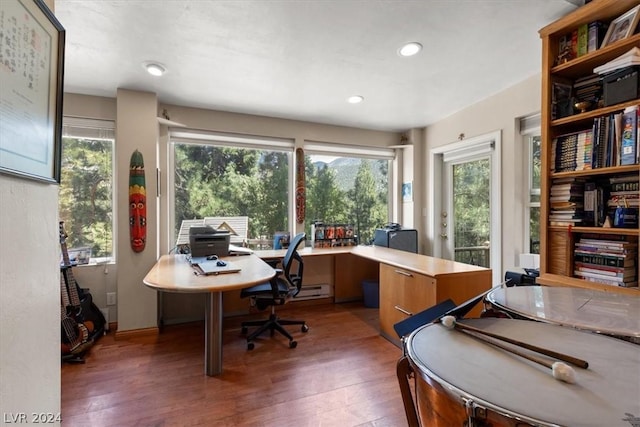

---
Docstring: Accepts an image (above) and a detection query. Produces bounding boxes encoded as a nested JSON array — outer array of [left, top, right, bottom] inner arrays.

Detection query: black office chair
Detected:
[[240, 232, 309, 350]]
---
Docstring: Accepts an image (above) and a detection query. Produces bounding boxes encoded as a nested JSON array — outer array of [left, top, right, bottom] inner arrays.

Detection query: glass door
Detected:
[[442, 157, 491, 268], [433, 131, 501, 286]]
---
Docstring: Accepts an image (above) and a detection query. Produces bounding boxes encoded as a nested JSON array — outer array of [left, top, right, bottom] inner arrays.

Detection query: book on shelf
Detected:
[[587, 21, 608, 53], [577, 274, 638, 288], [574, 252, 635, 268], [582, 182, 605, 227], [577, 23, 588, 57], [574, 262, 636, 279], [575, 239, 637, 250], [621, 106, 638, 165]]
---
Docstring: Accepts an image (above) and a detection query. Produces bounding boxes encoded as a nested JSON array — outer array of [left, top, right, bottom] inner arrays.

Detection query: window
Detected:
[[521, 115, 541, 255], [304, 142, 392, 245], [170, 130, 293, 249], [59, 118, 115, 263], [169, 130, 393, 249]]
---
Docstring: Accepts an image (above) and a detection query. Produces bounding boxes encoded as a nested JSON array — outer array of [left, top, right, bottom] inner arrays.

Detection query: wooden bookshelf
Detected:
[[538, 0, 640, 295]]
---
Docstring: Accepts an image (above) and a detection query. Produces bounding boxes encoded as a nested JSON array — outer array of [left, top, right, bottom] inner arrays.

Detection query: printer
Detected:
[[189, 226, 230, 257]]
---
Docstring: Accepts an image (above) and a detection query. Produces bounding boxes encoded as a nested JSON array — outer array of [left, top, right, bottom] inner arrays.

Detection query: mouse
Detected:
[[206, 255, 218, 260], [216, 260, 227, 267]]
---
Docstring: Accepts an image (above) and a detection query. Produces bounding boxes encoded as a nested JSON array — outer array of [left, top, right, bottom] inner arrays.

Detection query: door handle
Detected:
[[440, 233, 448, 239]]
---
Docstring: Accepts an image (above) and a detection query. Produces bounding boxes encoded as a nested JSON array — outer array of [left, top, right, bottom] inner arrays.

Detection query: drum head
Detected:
[[486, 286, 640, 341], [407, 318, 640, 427]]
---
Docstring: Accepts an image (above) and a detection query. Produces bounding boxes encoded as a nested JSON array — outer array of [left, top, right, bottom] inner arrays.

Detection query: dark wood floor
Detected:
[[62, 302, 409, 427]]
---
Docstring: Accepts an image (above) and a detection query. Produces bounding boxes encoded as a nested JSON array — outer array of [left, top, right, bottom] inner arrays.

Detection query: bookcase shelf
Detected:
[[550, 164, 640, 179], [548, 225, 639, 235], [550, 98, 640, 129], [539, 0, 640, 294]]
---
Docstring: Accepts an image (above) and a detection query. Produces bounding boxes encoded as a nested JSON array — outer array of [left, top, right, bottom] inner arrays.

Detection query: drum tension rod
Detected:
[[463, 398, 489, 427]]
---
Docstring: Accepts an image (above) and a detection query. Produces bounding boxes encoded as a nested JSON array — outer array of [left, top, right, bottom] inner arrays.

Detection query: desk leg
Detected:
[[205, 291, 223, 376]]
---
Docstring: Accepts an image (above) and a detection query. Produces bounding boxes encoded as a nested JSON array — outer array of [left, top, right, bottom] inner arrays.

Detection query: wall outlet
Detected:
[[106, 292, 116, 306]]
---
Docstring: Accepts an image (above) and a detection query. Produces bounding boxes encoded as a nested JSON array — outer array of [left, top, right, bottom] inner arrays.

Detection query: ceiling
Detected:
[[54, 1, 580, 132]]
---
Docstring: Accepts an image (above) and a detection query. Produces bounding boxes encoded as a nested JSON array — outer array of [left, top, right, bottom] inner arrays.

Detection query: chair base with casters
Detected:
[[241, 306, 309, 350]]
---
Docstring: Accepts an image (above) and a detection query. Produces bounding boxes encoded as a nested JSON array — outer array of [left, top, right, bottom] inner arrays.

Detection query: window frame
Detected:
[[60, 116, 116, 264], [304, 140, 395, 230], [520, 114, 541, 256], [168, 130, 295, 249]]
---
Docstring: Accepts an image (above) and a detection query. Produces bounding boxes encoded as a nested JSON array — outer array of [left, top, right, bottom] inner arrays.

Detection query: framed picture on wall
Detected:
[[601, 5, 640, 48], [402, 182, 413, 202], [0, 0, 65, 183]]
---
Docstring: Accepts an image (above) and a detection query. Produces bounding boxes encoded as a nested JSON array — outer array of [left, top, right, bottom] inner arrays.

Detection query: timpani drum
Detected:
[[403, 318, 640, 427], [484, 286, 640, 343]]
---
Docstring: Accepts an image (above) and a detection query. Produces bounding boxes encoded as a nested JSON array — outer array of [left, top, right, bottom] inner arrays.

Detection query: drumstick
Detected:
[[456, 326, 577, 384], [441, 315, 588, 369]]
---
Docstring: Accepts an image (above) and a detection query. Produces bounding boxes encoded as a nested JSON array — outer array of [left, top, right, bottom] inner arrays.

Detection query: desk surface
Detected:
[[256, 245, 490, 278], [143, 254, 275, 293]]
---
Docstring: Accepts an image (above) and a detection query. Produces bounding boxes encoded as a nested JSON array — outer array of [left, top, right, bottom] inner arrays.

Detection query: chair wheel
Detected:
[[301, 324, 309, 333], [247, 341, 255, 350], [289, 340, 297, 348], [241, 326, 248, 334]]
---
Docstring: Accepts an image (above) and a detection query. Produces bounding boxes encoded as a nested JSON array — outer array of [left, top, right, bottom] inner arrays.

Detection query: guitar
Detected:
[[60, 271, 90, 355], [59, 221, 95, 334]]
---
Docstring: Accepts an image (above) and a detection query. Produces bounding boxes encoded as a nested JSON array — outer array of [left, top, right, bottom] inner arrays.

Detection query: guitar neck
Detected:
[[59, 221, 82, 307], [60, 272, 72, 317]]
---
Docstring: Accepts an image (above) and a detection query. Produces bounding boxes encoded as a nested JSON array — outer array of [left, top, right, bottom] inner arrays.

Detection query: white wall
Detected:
[[420, 73, 541, 278], [0, 176, 61, 424], [115, 89, 159, 331], [0, 0, 63, 423]]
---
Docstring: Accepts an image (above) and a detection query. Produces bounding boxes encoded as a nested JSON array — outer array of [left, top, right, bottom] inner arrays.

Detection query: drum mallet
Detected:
[[441, 316, 588, 383]]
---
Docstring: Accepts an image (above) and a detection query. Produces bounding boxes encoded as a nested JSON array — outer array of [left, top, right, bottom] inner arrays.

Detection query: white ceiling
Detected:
[[54, 0, 579, 132]]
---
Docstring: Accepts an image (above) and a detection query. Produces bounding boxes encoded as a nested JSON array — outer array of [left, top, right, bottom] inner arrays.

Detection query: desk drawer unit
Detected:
[[379, 263, 436, 345]]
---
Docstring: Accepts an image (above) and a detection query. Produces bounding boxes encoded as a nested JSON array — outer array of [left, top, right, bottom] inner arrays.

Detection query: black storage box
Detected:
[[603, 66, 640, 106], [373, 227, 417, 253]]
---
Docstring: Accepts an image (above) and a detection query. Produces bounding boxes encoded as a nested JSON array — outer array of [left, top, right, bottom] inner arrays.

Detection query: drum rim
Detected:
[[405, 322, 562, 427], [485, 287, 640, 339]]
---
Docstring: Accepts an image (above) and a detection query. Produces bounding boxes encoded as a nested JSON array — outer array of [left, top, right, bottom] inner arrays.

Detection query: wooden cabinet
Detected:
[[379, 263, 435, 345], [378, 259, 491, 347], [538, 0, 640, 295]]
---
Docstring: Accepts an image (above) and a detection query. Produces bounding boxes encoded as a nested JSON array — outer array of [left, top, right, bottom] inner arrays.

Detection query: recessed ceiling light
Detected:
[[347, 95, 364, 104], [144, 62, 166, 76], [398, 42, 422, 57]]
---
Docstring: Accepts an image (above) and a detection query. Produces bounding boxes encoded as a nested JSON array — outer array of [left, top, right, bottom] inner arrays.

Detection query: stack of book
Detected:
[[593, 47, 640, 75], [549, 178, 585, 225], [573, 74, 602, 107], [574, 235, 638, 287]]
